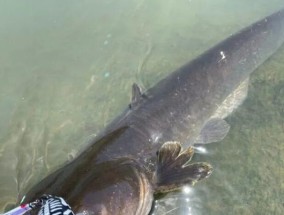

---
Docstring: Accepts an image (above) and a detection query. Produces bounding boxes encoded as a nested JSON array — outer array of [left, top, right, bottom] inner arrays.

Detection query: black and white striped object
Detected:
[[38, 195, 74, 215]]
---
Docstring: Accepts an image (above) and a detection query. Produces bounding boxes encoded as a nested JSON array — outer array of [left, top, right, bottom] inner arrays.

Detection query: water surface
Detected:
[[0, 0, 283, 214]]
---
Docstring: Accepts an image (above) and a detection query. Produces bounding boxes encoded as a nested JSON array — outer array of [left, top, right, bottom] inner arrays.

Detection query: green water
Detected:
[[0, 0, 283, 214]]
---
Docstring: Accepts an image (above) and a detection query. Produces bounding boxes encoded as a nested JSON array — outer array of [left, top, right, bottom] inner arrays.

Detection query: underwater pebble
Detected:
[[104, 72, 110, 78]]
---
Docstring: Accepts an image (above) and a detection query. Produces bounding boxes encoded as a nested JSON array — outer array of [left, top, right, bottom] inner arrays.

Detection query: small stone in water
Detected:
[[104, 72, 110, 78]]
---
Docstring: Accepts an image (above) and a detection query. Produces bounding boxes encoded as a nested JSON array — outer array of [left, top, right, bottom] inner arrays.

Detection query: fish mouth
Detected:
[[117, 159, 154, 215], [135, 167, 154, 215]]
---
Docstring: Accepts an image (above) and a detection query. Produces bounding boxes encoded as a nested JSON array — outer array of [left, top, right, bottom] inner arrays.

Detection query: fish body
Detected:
[[20, 8, 284, 215]]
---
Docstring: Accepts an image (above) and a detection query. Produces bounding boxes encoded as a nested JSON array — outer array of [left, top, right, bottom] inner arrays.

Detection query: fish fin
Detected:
[[154, 141, 212, 194], [132, 83, 143, 103], [195, 118, 230, 144], [212, 78, 249, 119], [130, 83, 145, 108]]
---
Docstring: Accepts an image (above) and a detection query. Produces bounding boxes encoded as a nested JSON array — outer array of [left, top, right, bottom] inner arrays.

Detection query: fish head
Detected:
[[18, 127, 154, 215]]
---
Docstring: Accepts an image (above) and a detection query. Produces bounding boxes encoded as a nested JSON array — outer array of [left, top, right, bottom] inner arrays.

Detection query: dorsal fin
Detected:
[[130, 83, 145, 108], [132, 83, 143, 103]]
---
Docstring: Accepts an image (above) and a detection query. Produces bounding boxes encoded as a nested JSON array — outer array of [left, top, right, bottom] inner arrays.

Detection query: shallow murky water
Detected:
[[0, 0, 283, 214]]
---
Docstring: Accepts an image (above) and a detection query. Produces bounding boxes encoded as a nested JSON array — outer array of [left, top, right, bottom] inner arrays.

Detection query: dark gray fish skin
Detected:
[[96, 7, 284, 167], [19, 8, 284, 215]]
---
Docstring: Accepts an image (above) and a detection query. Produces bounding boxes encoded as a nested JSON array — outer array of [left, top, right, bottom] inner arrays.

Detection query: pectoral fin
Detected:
[[154, 141, 212, 194], [195, 118, 230, 144]]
